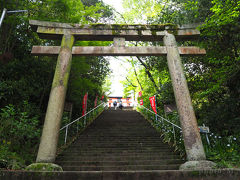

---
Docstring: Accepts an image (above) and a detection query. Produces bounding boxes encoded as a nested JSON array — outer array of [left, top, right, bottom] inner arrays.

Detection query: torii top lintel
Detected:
[[29, 20, 201, 41]]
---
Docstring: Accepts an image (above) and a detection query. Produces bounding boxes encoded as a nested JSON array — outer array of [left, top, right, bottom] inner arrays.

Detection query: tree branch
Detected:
[[136, 56, 160, 94], [132, 63, 144, 91], [126, 77, 137, 88]]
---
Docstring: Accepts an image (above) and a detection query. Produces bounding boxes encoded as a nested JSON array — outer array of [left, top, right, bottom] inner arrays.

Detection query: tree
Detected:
[[120, 0, 240, 135], [0, 0, 113, 168]]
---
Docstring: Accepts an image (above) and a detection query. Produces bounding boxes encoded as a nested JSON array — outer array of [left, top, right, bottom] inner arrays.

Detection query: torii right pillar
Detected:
[[163, 31, 215, 170]]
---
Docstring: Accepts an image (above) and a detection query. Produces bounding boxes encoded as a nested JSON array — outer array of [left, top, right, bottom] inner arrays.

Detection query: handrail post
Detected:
[[206, 133, 210, 145], [64, 126, 69, 145], [154, 95, 158, 123], [0, 8, 7, 29], [76, 120, 79, 133], [84, 112, 87, 127], [172, 125, 176, 144], [161, 117, 165, 131]]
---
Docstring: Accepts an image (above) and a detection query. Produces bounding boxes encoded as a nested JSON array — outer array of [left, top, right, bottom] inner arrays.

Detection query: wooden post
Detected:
[[163, 31, 206, 161], [36, 34, 75, 163]]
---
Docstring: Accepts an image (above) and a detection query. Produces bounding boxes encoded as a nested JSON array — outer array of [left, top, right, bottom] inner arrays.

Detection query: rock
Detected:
[[179, 160, 216, 170], [25, 163, 63, 171]]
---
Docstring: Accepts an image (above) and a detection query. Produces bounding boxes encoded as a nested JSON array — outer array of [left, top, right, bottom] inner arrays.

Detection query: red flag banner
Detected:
[[94, 95, 98, 108], [82, 93, 88, 116], [149, 96, 157, 114], [139, 91, 143, 105], [101, 95, 104, 100]]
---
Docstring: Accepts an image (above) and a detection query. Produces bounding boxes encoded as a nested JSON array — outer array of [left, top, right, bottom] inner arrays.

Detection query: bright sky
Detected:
[[107, 57, 130, 97], [102, 0, 129, 97], [103, 0, 124, 13]]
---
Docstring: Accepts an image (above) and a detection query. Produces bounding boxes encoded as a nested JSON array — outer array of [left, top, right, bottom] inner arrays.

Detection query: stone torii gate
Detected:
[[30, 20, 214, 169]]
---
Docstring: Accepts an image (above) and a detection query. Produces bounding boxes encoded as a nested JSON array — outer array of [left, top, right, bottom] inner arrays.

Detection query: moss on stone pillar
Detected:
[[163, 31, 206, 161], [36, 34, 75, 163]]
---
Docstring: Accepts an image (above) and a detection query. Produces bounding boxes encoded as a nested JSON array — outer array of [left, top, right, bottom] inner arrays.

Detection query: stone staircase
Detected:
[[1, 109, 240, 180], [55, 109, 184, 171]]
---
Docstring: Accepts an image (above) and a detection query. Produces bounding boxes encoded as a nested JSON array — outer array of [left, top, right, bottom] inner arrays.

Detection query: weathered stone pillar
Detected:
[[36, 34, 75, 163], [163, 31, 206, 161]]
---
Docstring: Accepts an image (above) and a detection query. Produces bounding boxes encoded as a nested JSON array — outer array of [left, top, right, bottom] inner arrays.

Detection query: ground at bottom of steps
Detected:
[[1, 169, 240, 180]]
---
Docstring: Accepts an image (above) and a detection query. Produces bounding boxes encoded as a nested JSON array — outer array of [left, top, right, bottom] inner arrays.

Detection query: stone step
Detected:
[[57, 159, 184, 166], [64, 145, 172, 149], [56, 153, 180, 160], [61, 164, 181, 171], [74, 141, 163, 144], [56, 109, 184, 171], [71, 143, 169, 147], [63, 148, 175, 154], [76, 135, 161, 138], [60, 150, 178, 155], [74, 138, 164, 141], [73, 141, 165, 144], [70, 145, 172, 149], [78, 133, 161, 136], [74, 137, 163, 141]]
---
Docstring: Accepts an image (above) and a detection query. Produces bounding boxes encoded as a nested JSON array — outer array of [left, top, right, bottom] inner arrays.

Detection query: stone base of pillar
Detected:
[[179, 160, 216, 170], [26, 163, 63, 171]]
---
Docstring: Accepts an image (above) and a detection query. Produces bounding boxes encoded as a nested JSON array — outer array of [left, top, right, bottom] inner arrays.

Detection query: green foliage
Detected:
[[0, 143, 25, 169], [122, 57, 174, 112], [0, 0, 113, 169], [0, 0, 239, 170], [120, 0, 240, 167], [67, 54, 111, 117], [204, 0, 240, 28], [27, 0, 113, 24], [25, 163, 63, 171], [204, 134, 240, 168], [0, 57, 54, 108], [137, 107, 185, 157], [0, 103, 40, 143], [0, 102, 41, 169], [121, 0, 211, 24], [102, 76, 112, 96], [122, 0, 165, 23]]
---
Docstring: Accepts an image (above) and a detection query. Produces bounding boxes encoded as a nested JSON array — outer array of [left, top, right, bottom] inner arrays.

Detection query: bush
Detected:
[[0, 101, 41, 169], [204, 133, 240, 168], [0, 141, 25, 169]]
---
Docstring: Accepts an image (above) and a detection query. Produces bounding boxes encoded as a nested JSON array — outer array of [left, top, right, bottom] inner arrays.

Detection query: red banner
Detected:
[[101, 95, 104, 100], [149, 96, 157, 114], [82, 93, 88, 116], [139, 91, 143, 106], [94, 95, 98, 108]]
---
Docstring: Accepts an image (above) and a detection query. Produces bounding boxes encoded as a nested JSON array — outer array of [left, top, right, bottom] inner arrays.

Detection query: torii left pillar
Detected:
[[36, 34, 75, 163]]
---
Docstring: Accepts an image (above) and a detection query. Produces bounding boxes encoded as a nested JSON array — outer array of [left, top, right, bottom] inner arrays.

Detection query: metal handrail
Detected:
[[139, 105, 211, 149], [140, 105, 181, 129], [138, 105, 183, 146], [60, 102, 107, 144], [60, 102, 106, 131]]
